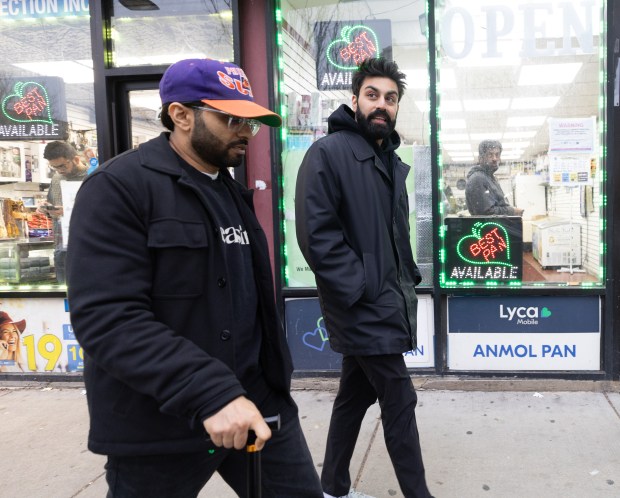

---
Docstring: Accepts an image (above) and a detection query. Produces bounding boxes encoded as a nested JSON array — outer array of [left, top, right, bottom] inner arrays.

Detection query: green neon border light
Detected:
[[274, 4, 290, 287]]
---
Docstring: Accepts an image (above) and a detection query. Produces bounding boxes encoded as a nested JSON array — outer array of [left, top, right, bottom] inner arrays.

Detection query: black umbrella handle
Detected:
[[246, 414, 280, 498]]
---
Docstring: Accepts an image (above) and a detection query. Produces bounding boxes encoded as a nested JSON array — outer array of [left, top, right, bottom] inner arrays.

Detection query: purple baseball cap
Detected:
[[159, 58, 282, 127]]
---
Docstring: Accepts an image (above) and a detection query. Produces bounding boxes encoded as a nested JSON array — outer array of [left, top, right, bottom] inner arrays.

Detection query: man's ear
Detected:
[[168, 103, 193, 132], [351, 94, 358, 112]]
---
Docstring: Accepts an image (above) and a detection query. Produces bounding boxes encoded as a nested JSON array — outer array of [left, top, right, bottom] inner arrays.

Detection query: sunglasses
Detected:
[[192, 106, 262, 136]]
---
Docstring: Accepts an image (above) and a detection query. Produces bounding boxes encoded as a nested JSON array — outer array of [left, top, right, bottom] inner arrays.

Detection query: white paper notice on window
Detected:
[[60, 180, 83, 250], [548, 117, 596, 155], [547, 154, 593, 187]]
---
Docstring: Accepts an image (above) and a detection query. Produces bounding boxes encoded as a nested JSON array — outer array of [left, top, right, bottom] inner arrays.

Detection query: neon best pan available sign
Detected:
[[314, 20, 393, 91], [443, 216, 523, 286], [0, 77, 68, 141]]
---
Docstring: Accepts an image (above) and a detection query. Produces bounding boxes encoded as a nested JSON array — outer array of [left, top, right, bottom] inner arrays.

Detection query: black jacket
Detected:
[[67, 133, 293, 456], [295, 105, 421, 355], [465, 165, 518, 215]]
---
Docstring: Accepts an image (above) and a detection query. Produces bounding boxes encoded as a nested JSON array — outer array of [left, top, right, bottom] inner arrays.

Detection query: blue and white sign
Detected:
[[403, 294, 434, 368], [285, 297, 342, 371], [448, 296, 600, 370], [285, 295, 434, 370], [0, 0, 89, 19]]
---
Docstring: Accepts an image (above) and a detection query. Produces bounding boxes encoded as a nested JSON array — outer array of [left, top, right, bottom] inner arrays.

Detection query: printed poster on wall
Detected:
[[285, 295, 434, 371], [548, 117, 595, 154], [0, 297, 82, 374], [547, 117, 596, 186], [0, 143, 25, 182], [314, 20, 393, 91], [547, 154, 594, 186], [447, 296, 601, 371]]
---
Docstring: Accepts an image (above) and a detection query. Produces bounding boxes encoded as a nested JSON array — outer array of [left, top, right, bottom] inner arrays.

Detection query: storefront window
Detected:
[[436, 0, 606, 288], [129, 90, 165, 148], [109, 0, 235, 67], [0, 2, 95, 291], [277, 0, 433, 288]]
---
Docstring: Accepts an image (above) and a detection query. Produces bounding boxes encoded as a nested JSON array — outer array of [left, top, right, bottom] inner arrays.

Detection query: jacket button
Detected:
[[220, 330, 231, 341], [217, 277, 226, 288]]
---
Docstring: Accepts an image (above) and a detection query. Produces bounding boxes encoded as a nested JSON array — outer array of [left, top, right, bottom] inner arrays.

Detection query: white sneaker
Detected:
[[323, 490, 377, 498], [346, 491, 377, 498]]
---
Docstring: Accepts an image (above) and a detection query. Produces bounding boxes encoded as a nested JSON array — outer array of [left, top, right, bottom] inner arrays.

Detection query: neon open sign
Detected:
[[444, 217, 523, 285]]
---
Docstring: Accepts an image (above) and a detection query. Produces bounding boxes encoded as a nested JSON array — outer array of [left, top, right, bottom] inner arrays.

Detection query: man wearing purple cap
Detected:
[[67, 59, 322, 497]]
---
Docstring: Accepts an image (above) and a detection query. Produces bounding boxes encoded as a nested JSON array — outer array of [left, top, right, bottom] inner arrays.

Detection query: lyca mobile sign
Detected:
[[498, 304, 552, 325], [450, 296, 599, 333], [448, 296, 601, 371]]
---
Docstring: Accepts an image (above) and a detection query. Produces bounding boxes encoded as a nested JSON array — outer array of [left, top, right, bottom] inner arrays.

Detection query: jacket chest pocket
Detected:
[[148, 219, 208, 298]]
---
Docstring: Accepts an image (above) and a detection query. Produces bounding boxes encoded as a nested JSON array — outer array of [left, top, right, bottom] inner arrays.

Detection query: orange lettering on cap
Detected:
[[217, 71, 235, 90], [234, 78, 253, 97]]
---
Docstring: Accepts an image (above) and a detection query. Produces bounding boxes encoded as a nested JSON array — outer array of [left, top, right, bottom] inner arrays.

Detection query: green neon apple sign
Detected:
[[2, 81, 53, 124], [327, 25, 380, 70]]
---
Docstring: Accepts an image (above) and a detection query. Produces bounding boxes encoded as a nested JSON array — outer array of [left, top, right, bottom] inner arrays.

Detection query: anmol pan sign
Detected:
[[448, 295, 600, 370]]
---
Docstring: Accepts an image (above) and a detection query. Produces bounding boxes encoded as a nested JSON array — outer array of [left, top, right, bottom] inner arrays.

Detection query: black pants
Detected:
[[321, 354, 432, 498], [105, 400, 322, 498]]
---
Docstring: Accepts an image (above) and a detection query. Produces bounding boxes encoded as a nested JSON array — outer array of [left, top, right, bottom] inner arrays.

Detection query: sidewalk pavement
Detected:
[[1, 377, 619, 498]]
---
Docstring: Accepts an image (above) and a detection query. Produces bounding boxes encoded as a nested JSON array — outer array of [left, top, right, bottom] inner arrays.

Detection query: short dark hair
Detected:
[[352, 58, 407, 102], [479, 140, 503, 156], [160, 103, 175, 131], [43, 141, 78, 161], [160, 101, 204, 131]]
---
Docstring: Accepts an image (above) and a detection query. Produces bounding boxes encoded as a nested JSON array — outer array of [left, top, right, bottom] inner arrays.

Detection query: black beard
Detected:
[[482, 162, 499, 174], [355, 107, 395, 141], [191, 114, 247, 169]]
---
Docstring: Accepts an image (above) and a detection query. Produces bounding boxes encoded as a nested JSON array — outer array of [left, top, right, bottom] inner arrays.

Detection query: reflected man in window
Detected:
[[465, 140, 524, 216], [41, 141, 88, 284]]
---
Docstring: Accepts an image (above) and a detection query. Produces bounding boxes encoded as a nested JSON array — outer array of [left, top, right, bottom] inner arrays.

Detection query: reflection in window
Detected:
[[129, 90, 166, 149], [437, 0, 606, 288], [110, 0, 234, 67], [277, 1, 432, 287], [0, 4, 95, 291]]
